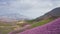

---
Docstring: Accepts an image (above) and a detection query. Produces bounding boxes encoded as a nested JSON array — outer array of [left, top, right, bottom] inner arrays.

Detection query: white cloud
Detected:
[[0, 0, 60, 19]]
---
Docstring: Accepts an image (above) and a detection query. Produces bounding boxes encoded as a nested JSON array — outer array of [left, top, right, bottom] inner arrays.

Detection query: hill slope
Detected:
[[19, 18, 60, 34]]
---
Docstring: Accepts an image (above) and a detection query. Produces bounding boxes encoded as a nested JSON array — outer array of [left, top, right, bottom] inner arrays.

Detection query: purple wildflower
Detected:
[[19, 18, 60, 34]]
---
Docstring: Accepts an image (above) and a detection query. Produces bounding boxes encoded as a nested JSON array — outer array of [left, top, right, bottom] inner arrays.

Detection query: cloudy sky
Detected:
[[0, 0, 60, 19]]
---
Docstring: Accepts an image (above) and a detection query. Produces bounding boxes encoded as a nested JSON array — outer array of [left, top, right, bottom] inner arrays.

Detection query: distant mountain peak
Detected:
[[33, 7, 60, 22], [48, 7, 60, 17]]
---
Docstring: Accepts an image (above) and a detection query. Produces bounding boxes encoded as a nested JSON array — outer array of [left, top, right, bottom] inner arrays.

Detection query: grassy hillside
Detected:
[[31, 17, 54, 28], [0, 26, 13, 34], [0, 22, 17, 34]]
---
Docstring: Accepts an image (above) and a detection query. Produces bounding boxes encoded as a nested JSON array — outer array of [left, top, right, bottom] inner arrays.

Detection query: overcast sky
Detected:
[[0, 0, 60, 19]]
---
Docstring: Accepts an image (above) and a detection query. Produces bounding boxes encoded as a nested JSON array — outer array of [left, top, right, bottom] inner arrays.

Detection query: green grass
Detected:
[[0, 26, 14, 34], [31, 18, 54, 28], [27, 20, 35, 24]]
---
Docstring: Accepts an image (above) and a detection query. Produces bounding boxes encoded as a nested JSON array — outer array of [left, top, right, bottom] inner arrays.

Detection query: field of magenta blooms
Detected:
[[18, 18, 60, 34]]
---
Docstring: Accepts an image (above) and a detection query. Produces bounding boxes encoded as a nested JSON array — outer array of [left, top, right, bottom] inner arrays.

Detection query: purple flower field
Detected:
[[18, 18, 60, 34]]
